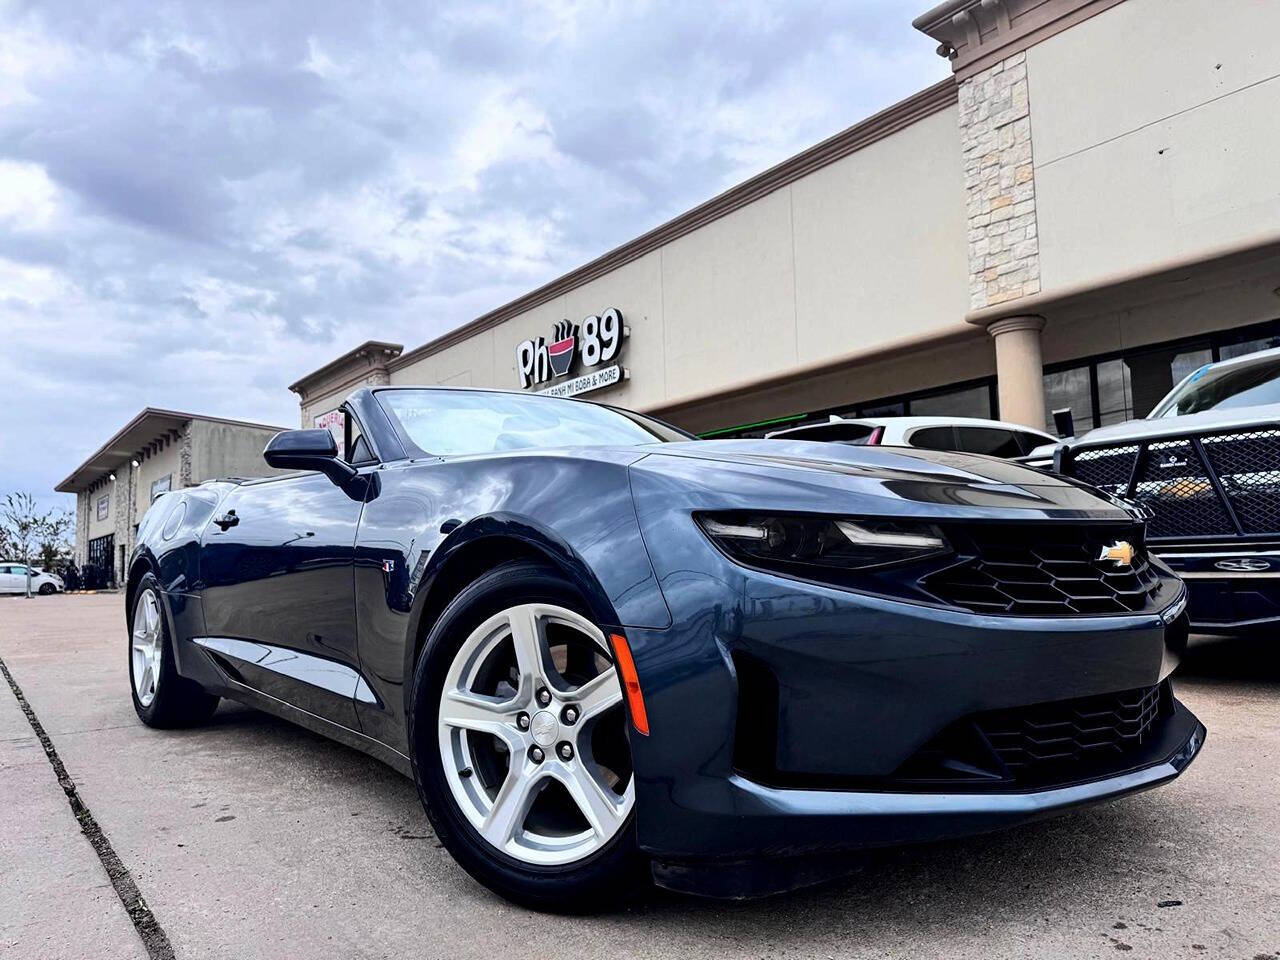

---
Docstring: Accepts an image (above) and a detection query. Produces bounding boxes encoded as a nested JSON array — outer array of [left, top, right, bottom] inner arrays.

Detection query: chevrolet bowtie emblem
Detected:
[[1098, 541, 1134, 567]]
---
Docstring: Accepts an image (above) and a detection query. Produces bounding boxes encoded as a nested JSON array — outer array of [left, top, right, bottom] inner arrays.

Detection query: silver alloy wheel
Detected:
[[437, 603, 634, 866], [131, 589, 163, 708]]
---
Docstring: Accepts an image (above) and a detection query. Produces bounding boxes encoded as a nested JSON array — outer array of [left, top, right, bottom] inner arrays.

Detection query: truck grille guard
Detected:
[[1059, 424, 1280, 543]]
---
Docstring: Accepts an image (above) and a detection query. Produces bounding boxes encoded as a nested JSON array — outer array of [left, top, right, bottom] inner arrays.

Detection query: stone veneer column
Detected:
[[112, 465, 135, 587], [957, 51, 1040, 310], [178, 426, 193, 487], [75, 490, 90, 566], [988, 315, 1047, 428]]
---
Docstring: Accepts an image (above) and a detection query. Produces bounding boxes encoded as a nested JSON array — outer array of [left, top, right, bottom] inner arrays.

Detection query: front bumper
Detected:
[[1155, 545, 1280, 633], [623, 587, 1197, 859], [650, 704, 1204, 897], [624, 481, 1202, 885]]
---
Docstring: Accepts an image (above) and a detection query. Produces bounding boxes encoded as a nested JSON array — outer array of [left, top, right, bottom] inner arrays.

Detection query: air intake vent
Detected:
[[730, 650, 780, 781], [975, 683, 1165, 775]]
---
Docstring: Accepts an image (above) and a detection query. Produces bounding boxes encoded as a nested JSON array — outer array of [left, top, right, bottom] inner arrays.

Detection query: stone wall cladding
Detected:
[[113, 466, 135, 584], [178, 426, 193, 487], [75, 490, 89, 566], [958, 52, 1040, 310]]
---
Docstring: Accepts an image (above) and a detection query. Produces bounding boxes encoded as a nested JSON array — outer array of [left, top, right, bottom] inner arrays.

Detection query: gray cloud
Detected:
[[0, 0, 947, 509]]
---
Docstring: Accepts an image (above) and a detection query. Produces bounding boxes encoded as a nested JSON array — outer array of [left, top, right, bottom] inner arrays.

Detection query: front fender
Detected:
[[350, 454, 672, 753], [406, 512, 627, 645]]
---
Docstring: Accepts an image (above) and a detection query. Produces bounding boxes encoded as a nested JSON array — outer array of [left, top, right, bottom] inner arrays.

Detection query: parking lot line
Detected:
[[0, 653, 173, 960]]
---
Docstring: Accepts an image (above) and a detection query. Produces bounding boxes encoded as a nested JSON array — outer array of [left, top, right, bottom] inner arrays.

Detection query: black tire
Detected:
[[129, 573, 220, 728], [409, 560, 648, 912], [38, 583, 55, 595]]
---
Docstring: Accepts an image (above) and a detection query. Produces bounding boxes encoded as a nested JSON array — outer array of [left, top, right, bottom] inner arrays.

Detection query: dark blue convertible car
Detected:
[[126, 386, 1204, 909]]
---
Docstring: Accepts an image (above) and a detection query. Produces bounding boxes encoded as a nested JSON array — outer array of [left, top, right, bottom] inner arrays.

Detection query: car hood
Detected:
[[631, 439, 1129, 519], [1067, 404, 1280, 447]]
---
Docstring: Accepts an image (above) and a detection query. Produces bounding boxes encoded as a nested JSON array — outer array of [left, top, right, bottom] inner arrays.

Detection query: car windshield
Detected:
[[377, 389, 689, 456], [1151, 353, 1280, 417]]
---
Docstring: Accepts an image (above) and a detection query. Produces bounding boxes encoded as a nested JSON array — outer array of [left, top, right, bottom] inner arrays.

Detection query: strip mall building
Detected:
[[304, 1, 1280, 439]]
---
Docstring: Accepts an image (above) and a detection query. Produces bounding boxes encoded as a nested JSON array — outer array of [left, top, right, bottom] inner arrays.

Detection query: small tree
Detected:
[[38, 509, 74, 570], [1, 493, 73, 596]]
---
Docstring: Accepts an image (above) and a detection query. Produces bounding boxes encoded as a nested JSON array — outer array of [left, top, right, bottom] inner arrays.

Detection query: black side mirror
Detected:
[[264, 430, 358, 486]]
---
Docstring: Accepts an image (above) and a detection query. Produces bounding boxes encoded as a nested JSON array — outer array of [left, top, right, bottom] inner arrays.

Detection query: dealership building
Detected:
[[291, 0, 1280, 444], [57, 410, 287, 587]]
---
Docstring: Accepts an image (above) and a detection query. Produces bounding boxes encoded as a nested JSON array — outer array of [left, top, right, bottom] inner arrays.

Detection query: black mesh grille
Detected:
[[975, 684, 1164, 776], [1071, 444, 1138, 495], [1062, 427, 1280, 541], [1200, 429, 1280, 534], [921, 524, 1163, 616], [1132, 440, 1235, 537]]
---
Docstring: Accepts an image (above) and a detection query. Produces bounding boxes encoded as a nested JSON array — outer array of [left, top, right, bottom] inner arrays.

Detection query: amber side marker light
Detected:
[[609, 632, 649, 736]]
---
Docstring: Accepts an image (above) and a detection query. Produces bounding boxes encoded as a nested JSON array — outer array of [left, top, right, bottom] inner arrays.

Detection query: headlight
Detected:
[[696, 512, 950, 574]]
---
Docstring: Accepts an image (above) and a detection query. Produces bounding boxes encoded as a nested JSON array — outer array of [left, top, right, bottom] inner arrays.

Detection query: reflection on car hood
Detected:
[[635, 439, 1127, 517], [1068, 404, 1280, 447]]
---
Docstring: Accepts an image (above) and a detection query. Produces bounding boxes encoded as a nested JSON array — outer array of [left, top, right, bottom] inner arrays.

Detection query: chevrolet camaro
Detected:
[[126, 386, 1205, 910]]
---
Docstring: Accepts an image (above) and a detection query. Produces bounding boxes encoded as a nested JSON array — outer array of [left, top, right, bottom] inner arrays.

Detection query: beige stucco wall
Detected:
[[86, 487, 114, 542], [1029, 0, 1280, 290], [670, 330, 995, 434], [792, 108, 970, 356], [188, 421, 285, 482], [73, 418, 289, 579], [133, 442, 182, 519], [1043, 270, 1280, 368], [660, 189, 800, 402], [386, 105, 969, 426]]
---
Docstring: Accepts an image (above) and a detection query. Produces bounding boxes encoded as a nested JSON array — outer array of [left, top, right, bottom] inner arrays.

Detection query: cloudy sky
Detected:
[[0, 0, 947, 512]]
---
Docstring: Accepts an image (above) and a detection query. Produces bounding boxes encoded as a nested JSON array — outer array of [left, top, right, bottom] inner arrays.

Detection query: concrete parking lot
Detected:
[[1, 594, 1277, 960]]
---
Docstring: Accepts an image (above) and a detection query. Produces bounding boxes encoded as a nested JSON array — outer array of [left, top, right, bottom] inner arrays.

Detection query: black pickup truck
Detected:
[[1057, 347, 1280, 635]]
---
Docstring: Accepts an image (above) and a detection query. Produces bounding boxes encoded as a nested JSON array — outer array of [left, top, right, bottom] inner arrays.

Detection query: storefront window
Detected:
[[858, 400, 905, 418], [701, 378, 996, 438], [1095, 358, 1131, 426], [1219, 331, 1280, 361], [1041, 318, 1280, 433], [909, 384, 992, 419], [1124, 343, 1211, 418], [1042, 366, 1092, 436]]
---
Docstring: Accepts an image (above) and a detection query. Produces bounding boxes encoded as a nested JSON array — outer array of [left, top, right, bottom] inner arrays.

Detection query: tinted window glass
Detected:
[[909, 384, 991, 419], [1095, 358, 1132, 427], [1219, 332, 1280, 361], [1014, 431, 1053, 454], [378, 390, 685, 456], [1042, 366, 1093, 436], [1152, 354, 1280, 417], [1125, 343, 1211, 417], [908, 426, 957, 451], [859, 400, 906, 418], [955, 427, 1021, 458], [344, 411, 376, 464]]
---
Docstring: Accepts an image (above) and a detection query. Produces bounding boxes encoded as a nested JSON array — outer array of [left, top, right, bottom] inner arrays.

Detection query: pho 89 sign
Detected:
[[516, 308, 629, 397]]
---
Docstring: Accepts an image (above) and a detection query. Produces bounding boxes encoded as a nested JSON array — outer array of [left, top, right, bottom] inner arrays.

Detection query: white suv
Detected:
[[0, 563, 64, 595], [767, 415, 1056, 460]]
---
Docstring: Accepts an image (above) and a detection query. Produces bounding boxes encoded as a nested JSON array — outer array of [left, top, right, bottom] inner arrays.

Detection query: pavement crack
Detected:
[[0, 652, 176, 960]]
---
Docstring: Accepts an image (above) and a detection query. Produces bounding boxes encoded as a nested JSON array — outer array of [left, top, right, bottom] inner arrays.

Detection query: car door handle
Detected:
[[213, 511, 239, 531]]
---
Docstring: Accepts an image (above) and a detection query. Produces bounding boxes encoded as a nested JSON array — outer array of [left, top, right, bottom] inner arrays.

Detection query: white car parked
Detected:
[[0, 563, 64, 595], [767, 415, 1057, 460]]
